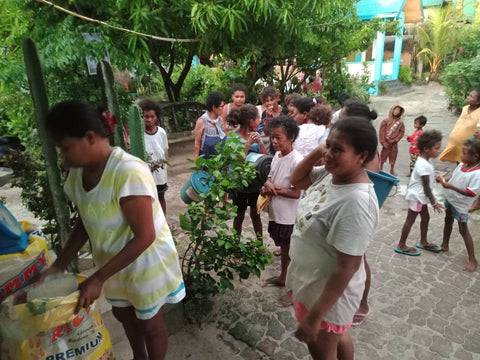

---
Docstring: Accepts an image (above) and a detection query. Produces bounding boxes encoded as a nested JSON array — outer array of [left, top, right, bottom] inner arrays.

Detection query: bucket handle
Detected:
[[388, 184, 398, 198]]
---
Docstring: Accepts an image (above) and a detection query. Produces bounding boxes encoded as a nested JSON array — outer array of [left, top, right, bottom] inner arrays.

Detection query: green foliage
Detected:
[[415, 5, 467, 79], [23, 37, 71, 250], [179, 64, 249, 103], [180, 137, 272, 297], [398, 65, 412, 85], [440, 56, 480, 108], [322, 62, 373, 103], [439, 28, 480, 108], [191, 0, 381, 94]]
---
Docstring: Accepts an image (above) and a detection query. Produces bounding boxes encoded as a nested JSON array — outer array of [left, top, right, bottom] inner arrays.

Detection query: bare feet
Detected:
[[264, 276, 285, 287], [464, 260, 478, 272], [440, 244, 449, 252]]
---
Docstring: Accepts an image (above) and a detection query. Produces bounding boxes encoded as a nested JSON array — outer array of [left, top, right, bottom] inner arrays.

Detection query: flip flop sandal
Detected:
[[352, 309, 370, 326], [394, 247, 421, 256], [416, 243, 442, 253]]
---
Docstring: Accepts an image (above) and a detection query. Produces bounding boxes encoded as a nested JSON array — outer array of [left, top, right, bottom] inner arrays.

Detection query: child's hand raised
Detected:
[[436, 175, 445, 184]]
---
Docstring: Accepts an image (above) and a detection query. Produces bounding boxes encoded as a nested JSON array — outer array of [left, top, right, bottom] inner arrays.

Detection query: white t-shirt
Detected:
[[286, 166, 379, 325], [405, 156, 435, 204], [268, 149, 304, 224], [445, 163, 480, 213], [144, 127, 168, 185], [293, 124, 326, 157]]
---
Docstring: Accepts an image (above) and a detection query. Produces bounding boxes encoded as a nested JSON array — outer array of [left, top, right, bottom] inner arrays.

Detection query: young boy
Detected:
[[261, 115, 302, 290], [138, 99, 169, 219], [379, 105, 405, 176], [222, 83, 247, 132], [407, 115, 427, 175]]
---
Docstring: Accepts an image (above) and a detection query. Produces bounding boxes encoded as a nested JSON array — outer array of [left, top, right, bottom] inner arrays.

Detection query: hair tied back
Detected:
[[101, 111, 117, 135]]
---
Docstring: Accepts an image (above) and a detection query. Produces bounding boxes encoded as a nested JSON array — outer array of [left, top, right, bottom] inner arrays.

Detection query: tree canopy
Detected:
[[191, 0, 381, 93]]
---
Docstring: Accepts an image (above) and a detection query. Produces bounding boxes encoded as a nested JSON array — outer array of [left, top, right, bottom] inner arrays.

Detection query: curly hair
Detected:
[[46, 100, 108, 140], [417, 129, 442, 151], [308, 105, 333, 126], [464, 139, 480, 159], [206, 91, 225, 111], [284, 93, 301, 106], [231, 83, 247, 94], [226, 104, 258, 130], [259, 86, 280, 102], [269, 115, 299, 140], [138, 98, 161, 118]]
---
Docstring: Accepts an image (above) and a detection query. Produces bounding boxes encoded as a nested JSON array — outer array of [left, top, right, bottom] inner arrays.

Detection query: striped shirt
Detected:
[[64, 147, 184, 317]]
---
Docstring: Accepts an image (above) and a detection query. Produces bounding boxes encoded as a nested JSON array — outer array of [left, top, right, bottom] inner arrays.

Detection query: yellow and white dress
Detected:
[[64, 147, 185, 319]]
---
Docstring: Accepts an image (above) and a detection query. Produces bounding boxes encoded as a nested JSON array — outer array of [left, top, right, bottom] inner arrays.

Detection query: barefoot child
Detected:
[[227, 104, 268, 242], [139, 99, 170, 218], [288, 117, 379, 359], [42, 101, 185, 360], [379, 105, 405, 176], [406, 115, 426, 175], [438, 139, 480, 272], [396, 130, 444, 256], [261, 115, 302, 287]]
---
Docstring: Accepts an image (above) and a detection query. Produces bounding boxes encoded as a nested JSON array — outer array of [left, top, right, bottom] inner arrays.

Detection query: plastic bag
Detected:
[[0, 275, 115, 359], [0, 222, 50, 301]]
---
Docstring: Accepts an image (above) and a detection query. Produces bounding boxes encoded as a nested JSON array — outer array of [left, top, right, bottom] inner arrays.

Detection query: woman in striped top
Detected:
[[41, 100, 185, 360]]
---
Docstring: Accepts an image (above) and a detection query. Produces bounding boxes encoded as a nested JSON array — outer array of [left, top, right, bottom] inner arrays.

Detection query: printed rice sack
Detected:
[[0, 222, 50, 301], [0, 275, 115, 360]]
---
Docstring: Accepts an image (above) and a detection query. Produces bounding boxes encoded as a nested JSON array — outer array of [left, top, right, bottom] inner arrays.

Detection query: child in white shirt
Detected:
[[396, 130, 444, 256], [261, 115, 303, 287], [139, 99, 169, 217], [438, 139, 480, 271]]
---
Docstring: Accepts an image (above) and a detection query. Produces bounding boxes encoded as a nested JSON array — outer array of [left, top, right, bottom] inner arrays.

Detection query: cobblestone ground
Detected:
[[106, 82, 480, 359]]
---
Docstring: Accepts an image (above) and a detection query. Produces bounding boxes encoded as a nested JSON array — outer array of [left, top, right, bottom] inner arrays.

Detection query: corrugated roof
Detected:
[[355, 0, 407, 20]]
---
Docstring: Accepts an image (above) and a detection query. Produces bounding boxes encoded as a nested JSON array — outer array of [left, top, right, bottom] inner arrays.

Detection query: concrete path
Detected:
[[89, 82, 480, 359]]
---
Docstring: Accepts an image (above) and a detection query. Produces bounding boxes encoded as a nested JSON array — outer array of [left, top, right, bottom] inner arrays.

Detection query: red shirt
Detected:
[[407, 130, 424, 154]]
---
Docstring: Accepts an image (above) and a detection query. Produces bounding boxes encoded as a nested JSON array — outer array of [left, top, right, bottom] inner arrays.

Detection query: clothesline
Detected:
[[36, 0, 200, 43]]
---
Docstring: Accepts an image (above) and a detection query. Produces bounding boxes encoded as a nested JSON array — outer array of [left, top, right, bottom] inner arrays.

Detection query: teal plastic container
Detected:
[[366, 170, 399, 208], [180, 171, 212, 204], [0, 202, 28, 255]]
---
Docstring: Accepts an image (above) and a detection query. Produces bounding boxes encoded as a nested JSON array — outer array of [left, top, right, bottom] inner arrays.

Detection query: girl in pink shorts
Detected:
[[395, 130, 444, 256], [287, 118, 380, 359]]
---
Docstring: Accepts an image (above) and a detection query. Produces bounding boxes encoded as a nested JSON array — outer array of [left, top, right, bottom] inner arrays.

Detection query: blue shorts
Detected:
[[444, 200, 468, 223]]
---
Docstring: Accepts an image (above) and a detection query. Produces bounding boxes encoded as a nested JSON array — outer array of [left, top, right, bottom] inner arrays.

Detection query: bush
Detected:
[[180, 137, 272, 298], [180, 65, 249, 103], [398, 65, 412, 85], [439, 56, 480, 108]]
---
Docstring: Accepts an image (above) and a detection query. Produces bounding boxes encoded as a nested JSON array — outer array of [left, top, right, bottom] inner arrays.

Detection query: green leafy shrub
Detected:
[[179, 64, 249, 103], [180, 136, 272, 298], [439, 56, 480, 108], [398, 65, 412, 85]]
